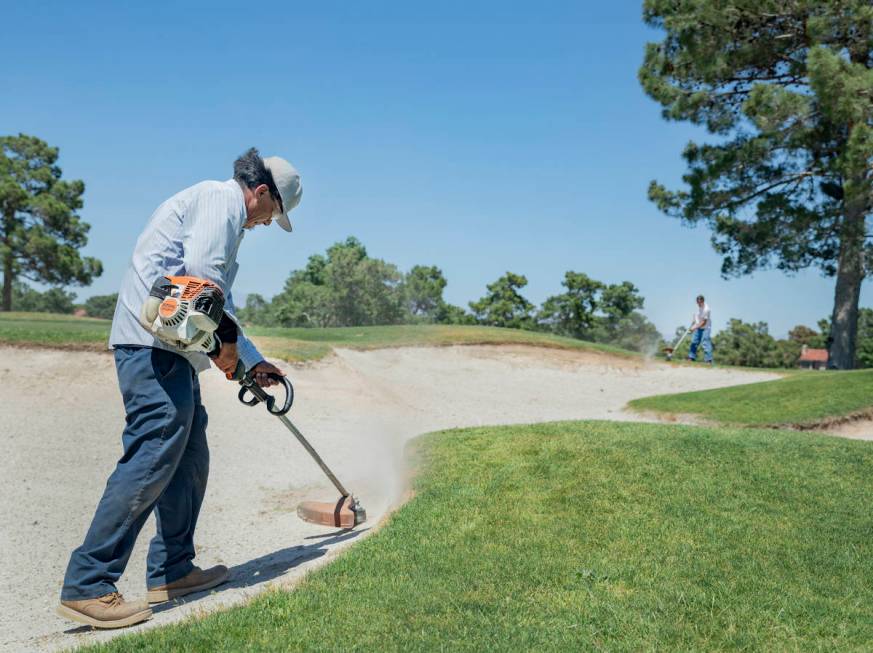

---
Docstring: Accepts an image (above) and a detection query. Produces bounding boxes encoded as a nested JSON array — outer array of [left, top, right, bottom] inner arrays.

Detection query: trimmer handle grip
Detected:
[[232, 364, 294, 416], [268, 374, 295, 415]]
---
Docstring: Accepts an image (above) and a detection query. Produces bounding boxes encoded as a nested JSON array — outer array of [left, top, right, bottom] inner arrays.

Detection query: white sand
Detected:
[[0, 345, 778, 652], [825, 418, 873, 441]]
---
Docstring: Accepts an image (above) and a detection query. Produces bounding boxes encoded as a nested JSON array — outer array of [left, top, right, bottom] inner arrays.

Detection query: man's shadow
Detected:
[[150, 527, 367, 615], [64, 527, 368, 632]]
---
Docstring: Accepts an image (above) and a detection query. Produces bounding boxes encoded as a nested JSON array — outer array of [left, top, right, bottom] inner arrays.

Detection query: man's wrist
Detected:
[[237, 338, 264, 370]]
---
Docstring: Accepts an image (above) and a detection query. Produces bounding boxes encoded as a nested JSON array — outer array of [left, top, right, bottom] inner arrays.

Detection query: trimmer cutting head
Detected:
[[297, 496, 367, 529]]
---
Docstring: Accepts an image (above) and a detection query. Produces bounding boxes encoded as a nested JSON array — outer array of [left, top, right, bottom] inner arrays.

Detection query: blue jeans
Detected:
[[688, 328, 713, 363], [61, 346, 209, 600]]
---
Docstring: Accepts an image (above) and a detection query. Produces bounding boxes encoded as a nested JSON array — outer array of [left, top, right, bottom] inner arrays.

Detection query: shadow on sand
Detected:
[[152, 527, 367, 615], [63, 527, 367, 633]]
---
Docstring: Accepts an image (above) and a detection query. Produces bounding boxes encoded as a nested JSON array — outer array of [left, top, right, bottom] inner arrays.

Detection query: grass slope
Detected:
[[88, 421, 873, 652], [0, 313, 634, 362], [246, 324, 634, 361], [0, 312, 111, 349], [629, 369, 873, 427]]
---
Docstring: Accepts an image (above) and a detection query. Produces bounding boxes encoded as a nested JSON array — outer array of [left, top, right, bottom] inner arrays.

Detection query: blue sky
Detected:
[[2, 1, 867, 337]]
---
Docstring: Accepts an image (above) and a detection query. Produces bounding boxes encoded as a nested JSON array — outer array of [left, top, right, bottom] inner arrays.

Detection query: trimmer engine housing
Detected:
[[139, 276, 225, 353]]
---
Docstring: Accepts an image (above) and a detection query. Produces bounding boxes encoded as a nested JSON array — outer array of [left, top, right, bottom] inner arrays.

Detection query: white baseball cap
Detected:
[[263, 156, 302, 232]]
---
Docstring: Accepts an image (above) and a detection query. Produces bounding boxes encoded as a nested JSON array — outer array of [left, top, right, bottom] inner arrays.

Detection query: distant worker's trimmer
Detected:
[[227, 361, 367, 529], [663, 324, 693, 361]]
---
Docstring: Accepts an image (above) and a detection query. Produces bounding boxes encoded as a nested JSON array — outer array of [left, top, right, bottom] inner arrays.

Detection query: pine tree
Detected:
[[0, 134, 102, 310], [640, 1, 873, 368], [469, 272, 534, 329]]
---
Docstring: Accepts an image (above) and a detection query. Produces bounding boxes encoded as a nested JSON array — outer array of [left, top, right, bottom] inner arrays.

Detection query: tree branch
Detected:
[[708, 172, 814, 211]]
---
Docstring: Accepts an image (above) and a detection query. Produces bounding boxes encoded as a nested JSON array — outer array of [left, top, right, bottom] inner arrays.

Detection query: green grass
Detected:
[[629, 368, 873, 427], [665, 356, 804, 376], [246, 323, 635, 362], [86, 421, 873, 652], [0, 311, 112, 348], [0, 312, 635, 362]]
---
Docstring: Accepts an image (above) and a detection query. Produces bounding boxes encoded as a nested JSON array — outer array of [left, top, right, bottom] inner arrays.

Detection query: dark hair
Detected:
[[696, 294, 705, 302], [233, 147, 282, 209]]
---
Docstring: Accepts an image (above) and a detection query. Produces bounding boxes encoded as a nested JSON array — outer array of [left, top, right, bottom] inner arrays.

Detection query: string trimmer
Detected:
[[227, 360, 367, 528], [663, 324, 692, 361], [139, 275, 366, 529]]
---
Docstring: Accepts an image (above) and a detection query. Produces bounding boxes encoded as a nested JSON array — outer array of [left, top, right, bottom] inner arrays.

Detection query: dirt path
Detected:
[[0, 345, 778, 652]]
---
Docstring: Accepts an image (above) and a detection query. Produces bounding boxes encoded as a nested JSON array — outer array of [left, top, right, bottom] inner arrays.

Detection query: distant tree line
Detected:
[[3, 281, 117, 318], [8, 281, 78, 314], [82, 292, 118, 319], [17, 229, 873, 368], [237, 236, 663, 353]]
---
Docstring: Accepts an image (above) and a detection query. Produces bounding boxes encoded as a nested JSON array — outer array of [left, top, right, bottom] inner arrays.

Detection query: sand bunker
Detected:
[[825, 418, 873, 441], [0, 345, 778, 652]]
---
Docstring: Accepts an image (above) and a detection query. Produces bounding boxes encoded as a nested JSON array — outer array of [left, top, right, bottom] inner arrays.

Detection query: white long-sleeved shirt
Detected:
[[109, 179, 263, 373], [693, 303, 712, 330]]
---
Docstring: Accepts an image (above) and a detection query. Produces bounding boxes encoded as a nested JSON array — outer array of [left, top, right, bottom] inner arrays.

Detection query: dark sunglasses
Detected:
[[265, 171, 284, 215]]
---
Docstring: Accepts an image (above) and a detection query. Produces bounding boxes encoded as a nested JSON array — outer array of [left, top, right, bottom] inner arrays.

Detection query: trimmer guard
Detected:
[[297, 496, 367, 528]]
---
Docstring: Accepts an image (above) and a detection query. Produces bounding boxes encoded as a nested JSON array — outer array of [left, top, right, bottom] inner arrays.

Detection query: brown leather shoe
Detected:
[[146, 565, 229, 604], [57, 592, 152, 629]]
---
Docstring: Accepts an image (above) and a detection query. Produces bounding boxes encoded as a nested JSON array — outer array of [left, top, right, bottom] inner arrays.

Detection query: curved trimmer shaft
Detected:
[[277, 414, 350, 496], [664, 325, 692, 360], [276, 414, 367, 528], [228, 361, 366, 528]]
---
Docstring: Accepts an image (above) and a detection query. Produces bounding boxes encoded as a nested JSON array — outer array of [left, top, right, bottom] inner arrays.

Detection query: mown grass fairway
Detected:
[[0, 312, 634, 361], [87, 421, 873, 652], [629, 369, 873, 427], [246, 323, 634, 361], [0, 312, 112, 349]]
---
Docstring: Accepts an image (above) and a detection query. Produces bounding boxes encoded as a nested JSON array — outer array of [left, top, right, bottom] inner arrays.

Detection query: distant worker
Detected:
[[688, 294, 713, 364]]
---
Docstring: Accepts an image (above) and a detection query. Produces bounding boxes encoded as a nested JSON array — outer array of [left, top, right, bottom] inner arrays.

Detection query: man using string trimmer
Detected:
[[57, 148, 302, 629]]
